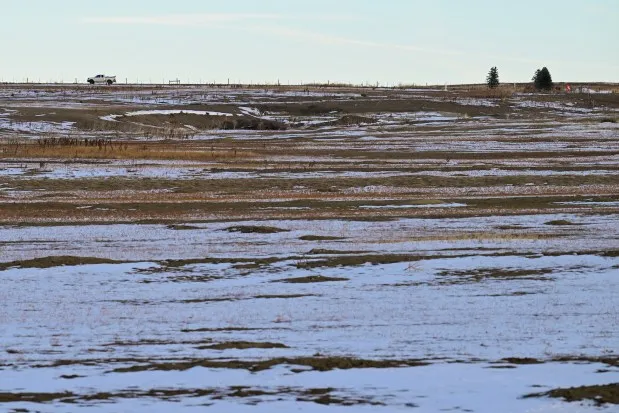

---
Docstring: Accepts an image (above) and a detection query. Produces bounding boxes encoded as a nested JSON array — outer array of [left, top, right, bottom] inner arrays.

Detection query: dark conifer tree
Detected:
[[486, 67, 499, 88], [533, 67, 553, 91]]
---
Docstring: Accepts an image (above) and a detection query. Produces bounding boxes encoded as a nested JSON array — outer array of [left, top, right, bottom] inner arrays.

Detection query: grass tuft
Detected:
[[198, 341, 290, 350], [525, 383, 619, 405], [274, 275, 349, 283], [0, 256, 122, 271], [223, 225, 289, 234], [544, 220, 577, 226]]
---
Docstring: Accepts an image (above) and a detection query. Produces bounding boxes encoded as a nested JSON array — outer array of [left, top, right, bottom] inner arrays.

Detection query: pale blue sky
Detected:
[[1, 0, 617, 84]]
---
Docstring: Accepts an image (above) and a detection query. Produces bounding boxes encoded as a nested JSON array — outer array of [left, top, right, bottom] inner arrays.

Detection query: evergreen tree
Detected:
[[486, 67, 499, 89], [532, 69, 541, 87], [532, 67, 553, 91]]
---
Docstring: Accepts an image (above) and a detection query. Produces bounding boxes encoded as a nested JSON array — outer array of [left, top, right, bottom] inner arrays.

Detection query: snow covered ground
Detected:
[[6, 160, 616, 180], [0, 214, 618, 411], [1, 86, 618, 411], [0, 109, 75, 133], [2, 214, 618, 261], [100, 109, 234, 122], [1, 363, 617, 412]]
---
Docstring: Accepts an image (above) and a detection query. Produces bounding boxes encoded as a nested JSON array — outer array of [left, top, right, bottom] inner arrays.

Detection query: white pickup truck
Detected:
[[87, 74, 117, 85]]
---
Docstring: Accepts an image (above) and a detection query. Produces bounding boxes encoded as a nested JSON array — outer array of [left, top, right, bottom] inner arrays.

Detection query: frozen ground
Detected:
[[100, 109, 234, 122], [1, 214, 618, 411], [1, 85, 618, 411], [0, 109, 74, 133], [5, 161, 617, 181], [2, 214, 618, 261], [1, 363, 617, 412], [0, 86, 364, 107]]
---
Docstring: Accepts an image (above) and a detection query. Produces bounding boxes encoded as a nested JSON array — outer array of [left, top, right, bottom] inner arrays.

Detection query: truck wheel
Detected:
[[88, 79, 95, 85], [107, 79, 113, 86]]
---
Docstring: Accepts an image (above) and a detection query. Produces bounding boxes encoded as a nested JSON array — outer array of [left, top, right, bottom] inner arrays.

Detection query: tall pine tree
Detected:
[[532, 67, 553, 91], [486, 67, 499, 89]]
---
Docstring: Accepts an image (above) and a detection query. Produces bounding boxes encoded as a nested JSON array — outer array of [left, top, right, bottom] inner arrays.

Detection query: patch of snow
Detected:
[[100, 109, 234, 122], [556, 201, 619, 207], [239, 106, 262, 117]]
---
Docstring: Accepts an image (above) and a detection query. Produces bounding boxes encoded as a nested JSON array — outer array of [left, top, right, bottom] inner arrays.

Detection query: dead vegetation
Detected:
[[544, 219, 578, 226], [198, 341, 290, 350], [223, 225, 290, 234], [166, 224, 203, 230], [253, 294, 318, 299], [0, 256, 122, 271], [0, 386, 385, 406], [94, 113, 287, 132], [437, 268, 554, 282], [295, 253, 433, 269], [307, 248, 369, 255], [274, 275, 349, 283], [111, 356, 428, 373], [1, 84, 619, 410], [299, 235, 346, 241], [0, 391, 76, 403], [313, 115, 377, 127], [501, 357, 544, 365], [526, 383, 619, 405], [0, 138, 258, 161]]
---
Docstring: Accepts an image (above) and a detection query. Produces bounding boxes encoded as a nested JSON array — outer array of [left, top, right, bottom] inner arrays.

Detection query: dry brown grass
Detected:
[[0, 142, 257, 161], [372, 232, 559, 244], [452, 87, 517, 99]]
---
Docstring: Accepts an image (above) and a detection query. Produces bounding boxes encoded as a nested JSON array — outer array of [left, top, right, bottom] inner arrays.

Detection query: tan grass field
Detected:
[[1, 84, 618, 225], [1, 84, 619, 410]]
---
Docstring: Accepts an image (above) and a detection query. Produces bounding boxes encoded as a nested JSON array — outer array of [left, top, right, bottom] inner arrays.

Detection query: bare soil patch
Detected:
[[109, 113, 287, 131], [526, 383, 619, 405], [0, 387, 384, 407], [299, 235, 346, 241], [0, 256, 122, 271], [544, 219, 578, 226], [274, 275, 349, 283], [437, 268, 554, 282], [198, 341, 290, 350], [223, 225, 290, 234], [111, 356, 428, 373]]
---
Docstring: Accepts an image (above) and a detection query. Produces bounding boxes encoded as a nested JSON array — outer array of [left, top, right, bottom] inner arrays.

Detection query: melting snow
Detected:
[[100, 109, 234, 122]]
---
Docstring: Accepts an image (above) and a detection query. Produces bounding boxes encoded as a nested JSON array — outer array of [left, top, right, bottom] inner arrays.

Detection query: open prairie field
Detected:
[[1, 84, 618, 412]]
